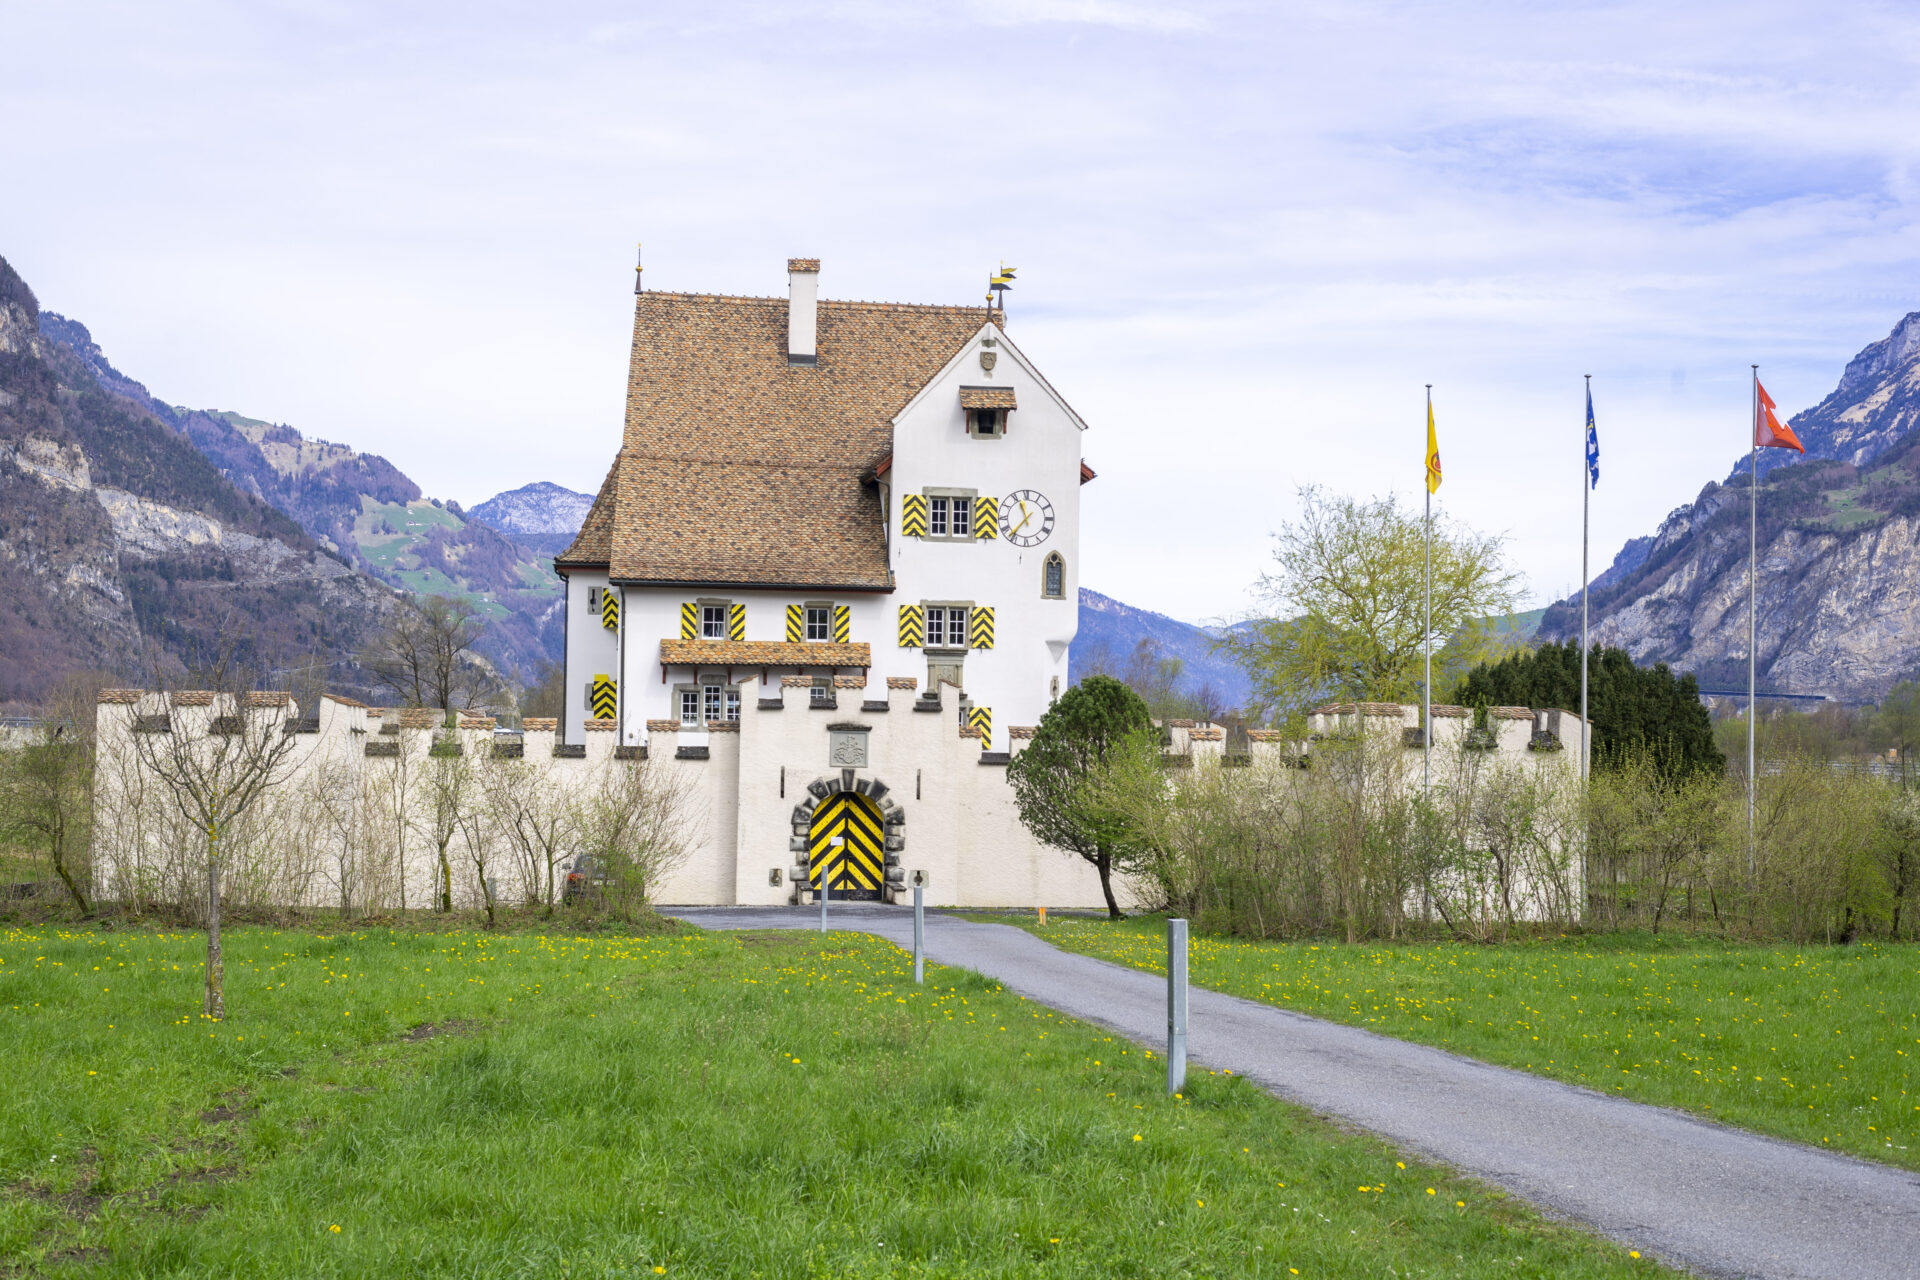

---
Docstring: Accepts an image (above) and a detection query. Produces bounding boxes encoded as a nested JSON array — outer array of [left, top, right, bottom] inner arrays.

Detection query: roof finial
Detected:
[[634, 242, 643, 295], [988, 262, 1016, 311]]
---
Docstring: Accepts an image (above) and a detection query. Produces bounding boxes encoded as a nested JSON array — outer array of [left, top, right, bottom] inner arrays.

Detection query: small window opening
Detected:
[[968, 408, 1005, 437], [1043, 552, 1065, 599]]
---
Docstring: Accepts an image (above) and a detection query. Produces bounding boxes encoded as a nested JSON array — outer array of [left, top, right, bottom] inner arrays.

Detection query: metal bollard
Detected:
[[819, 869, 829, 934], [913, 884, 924, 984], [1167, 917, 1188, 1094]]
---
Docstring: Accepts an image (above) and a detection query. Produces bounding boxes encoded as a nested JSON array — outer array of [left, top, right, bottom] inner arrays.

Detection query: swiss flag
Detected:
[[1755, 380, 1805, 452]]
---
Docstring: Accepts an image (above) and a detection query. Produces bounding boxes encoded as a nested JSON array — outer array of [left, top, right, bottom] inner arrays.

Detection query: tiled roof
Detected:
[[555, 457, 619, 568], [1312, 703, 1407, 717], [958, 385, 1016, 410], [831, 675, 865, 688], [1245, 729, 1284, 742], [1008, 725, 1037, 739], [601, 291, 992, 589], [1492, 706, 1535, 720], [1189, 727, 1224, 741], [170, 691, 215, 707], [1080, 460, 1097, 485], [243, 691, 296, 709], [322, 694, 369, 708], [97, 689, 142, 704], [583, 717, 618, 732], [886, 676, 918, 689], [1430, 705, 1470, 718], [646, 719, 681, 732], [522, 717, 557, 731], [458, 716, 496, 731], [396, 708, 440, 729], [659, 639, 871, 667]]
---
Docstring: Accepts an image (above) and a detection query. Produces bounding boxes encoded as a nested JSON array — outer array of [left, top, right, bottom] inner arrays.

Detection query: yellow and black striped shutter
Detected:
[[969, 605, 995, 650], [590, 674, 617, 720], [902, 493, 928, 538], [974, 496, 999, 540], [967, 705, 991, 743], [600, 588, 620, 631], [679, 602, 698, 640], [729, 603, 746, 641], [897, 604, 923, 648], [786, 603, 804, 643], [833, 604, 851, 643]]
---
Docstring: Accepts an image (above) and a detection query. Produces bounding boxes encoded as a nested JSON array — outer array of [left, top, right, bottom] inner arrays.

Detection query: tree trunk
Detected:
[[1094, 849, 1123, 920], [51, 835, 89, 915], [439, 849, 453, 913], [205, 826, 225, 1020]]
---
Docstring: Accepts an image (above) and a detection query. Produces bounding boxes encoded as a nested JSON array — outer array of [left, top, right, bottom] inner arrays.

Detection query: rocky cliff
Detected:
[[1539, 311, 1920, 698], [0, 255, 402, 702], [30, 309, 565, 683], [467, 482, 595, 557]]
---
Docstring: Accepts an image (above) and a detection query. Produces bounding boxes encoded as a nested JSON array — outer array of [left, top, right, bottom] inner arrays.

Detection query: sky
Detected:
[[6, 1, 1920, 626]]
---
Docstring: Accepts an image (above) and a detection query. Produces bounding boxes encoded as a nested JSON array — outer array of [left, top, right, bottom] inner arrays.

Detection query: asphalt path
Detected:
[[664, 904, 1920, 1280]]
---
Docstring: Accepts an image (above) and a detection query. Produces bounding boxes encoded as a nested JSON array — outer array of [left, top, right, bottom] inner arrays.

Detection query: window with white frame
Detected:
[[923, 604, 970, 649], [677, 679, 741, 725], [924, 490, 974, 541], [700, 604, 728, 639], [805, 604, 831, 641]]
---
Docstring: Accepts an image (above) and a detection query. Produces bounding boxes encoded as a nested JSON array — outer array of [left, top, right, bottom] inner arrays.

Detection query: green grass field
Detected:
[[989, 916, 1919, 1170], [0, 922, 1673, 1278]]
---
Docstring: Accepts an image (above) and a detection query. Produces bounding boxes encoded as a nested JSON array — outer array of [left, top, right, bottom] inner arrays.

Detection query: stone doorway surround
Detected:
[[787, 769, 906, 904]]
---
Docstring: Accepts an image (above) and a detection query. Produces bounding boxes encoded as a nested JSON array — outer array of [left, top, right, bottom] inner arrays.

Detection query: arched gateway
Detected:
[[793, 771, 904, 903]]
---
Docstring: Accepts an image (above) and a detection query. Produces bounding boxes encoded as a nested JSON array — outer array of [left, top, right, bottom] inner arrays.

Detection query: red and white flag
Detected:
[[1754, 380, 1805, 453]]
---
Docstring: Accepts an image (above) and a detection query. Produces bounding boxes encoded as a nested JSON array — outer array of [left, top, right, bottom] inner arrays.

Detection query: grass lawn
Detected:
[[0, 921, 1674, 1278], [982, 915, 1920, 1171]]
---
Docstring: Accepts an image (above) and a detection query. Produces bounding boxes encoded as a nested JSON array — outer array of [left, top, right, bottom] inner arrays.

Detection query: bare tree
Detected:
[[360, 595, 496, 712], [478, 754, 574, 912], [572, 754, 701, 915], [128, 675, 299, 1019], [418, 741, 475, 913]]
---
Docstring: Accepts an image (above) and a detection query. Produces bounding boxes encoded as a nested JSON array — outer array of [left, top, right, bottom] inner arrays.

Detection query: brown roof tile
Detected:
[[1189, 727, 1225, 741], [97, 689, 143, 704], [583, 718, 618, 732], [396, 708, 441, 729], [660, 640, 871, 667], [170, 691, 215, 707], [646, 719, 680, 732], [522, 717, 558, 731], [958, 385, 1017, 410], [322, 693, 369, 708], [886, 676, 918, 690], [1245, 729, 1284, 742], [1008, 725, 1037, 739], [608, 292, 991, 589], [1311, 703, 1408, 717]]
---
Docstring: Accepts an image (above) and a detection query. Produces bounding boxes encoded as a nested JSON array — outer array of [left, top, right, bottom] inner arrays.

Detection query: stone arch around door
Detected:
[[788, 770, 906, 904]]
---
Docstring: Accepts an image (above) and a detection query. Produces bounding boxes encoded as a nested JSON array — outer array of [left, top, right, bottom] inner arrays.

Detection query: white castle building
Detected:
[[553, 258, 1100, 905]]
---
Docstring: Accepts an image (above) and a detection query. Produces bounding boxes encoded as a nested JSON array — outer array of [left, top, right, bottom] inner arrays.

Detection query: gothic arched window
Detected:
[[1042, 552, 1065, 599]]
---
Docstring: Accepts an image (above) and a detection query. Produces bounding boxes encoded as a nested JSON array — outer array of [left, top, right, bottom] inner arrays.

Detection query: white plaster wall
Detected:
[[561, 570, 618, 742]]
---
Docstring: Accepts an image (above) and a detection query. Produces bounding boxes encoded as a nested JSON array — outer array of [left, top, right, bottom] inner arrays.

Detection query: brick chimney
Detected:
[[787, 258, 819, 365]]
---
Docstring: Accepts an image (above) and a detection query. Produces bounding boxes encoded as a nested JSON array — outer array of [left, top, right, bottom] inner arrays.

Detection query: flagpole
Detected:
[[1581, 375, 1591, 782], [1424, 384, 1433, 802], [1748, 365, 1758, 864]]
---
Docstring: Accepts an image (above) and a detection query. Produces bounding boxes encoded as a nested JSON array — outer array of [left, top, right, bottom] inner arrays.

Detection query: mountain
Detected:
[[1539, 311, 1920, 698], [1070, 588, 1253, 711], [33, 312, 565, 682], [468, 482, 595, 557], [0, 255, 401, 702]]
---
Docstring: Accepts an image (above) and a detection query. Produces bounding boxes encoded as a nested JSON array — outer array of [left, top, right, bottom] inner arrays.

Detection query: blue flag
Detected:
[[1585, 386, 1599, 489]]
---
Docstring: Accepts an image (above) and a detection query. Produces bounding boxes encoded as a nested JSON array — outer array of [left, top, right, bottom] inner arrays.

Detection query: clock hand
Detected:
[[1010, 504, 1036, 534]]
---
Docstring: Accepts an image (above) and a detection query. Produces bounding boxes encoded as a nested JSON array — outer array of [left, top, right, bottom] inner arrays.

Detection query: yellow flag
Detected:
[[1424, 399, 1442, 494]]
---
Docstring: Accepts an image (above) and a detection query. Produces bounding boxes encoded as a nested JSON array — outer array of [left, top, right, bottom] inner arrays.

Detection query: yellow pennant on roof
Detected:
[[1425, 399, 1442, 494]]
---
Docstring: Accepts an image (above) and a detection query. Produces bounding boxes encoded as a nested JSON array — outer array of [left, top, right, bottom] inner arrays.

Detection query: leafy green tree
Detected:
[[1007, 675, 1155, 918], [1455, 641, 1724, 777], [1218, 487, 1519, 717], [1876, 681, 1920, 785]]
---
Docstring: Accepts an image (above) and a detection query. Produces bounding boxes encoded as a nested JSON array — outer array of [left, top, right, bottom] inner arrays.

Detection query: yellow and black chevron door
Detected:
[[897, 604, 923, 648], [969, 605, 995, 650], [833, 604, 851, 643], [601, 588, 620, 631], [807, 792, 886, 901], [590, 674, 617, 720], [786, 603, 804, 643], [729, 603, 746, 640], [679, 602, 698, 640], [902, 493, 928, 538], [968, 705, 992, 744], [974, 496, 999, 540]]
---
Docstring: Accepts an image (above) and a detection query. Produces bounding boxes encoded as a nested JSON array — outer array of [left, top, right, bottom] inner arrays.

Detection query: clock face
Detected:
[[1002, 489, 1055, 547]]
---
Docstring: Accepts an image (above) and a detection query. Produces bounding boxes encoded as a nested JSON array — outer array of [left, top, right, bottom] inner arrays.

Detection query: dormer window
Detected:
[[968, 408, 1005, 437], [959, 386, 1015, 437]]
